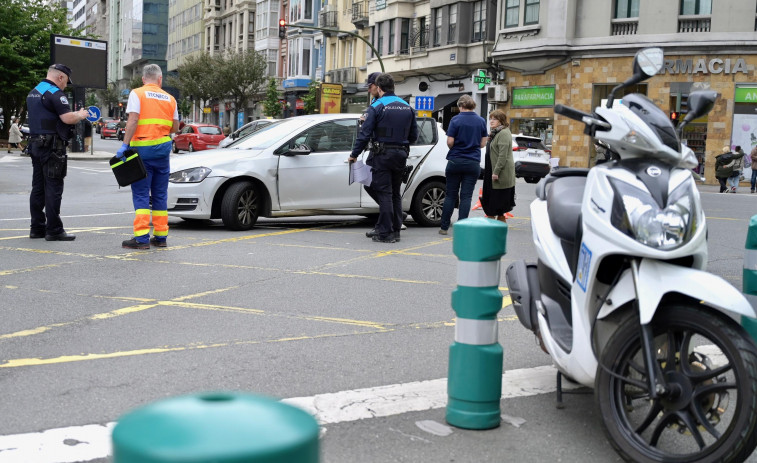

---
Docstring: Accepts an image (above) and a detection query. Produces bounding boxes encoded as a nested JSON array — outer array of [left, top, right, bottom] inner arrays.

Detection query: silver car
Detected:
[[167, 114, 449, 230]]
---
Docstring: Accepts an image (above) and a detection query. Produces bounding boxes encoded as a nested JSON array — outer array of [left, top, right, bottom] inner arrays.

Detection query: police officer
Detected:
[[27, 64, 89, 241], [349, 73, 418, 243], [118, 64, 179, 249]]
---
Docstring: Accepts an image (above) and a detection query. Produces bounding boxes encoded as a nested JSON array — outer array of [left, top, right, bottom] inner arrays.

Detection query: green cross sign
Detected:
[[472, 70, 491, 90]]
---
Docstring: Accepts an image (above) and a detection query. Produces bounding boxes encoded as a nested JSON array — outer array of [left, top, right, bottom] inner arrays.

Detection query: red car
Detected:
[[172, 123, 225, 153], [101, 121, 119, 139]]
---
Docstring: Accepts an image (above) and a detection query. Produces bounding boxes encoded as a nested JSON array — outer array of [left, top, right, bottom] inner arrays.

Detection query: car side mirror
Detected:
[[287, 144, 312, 156]]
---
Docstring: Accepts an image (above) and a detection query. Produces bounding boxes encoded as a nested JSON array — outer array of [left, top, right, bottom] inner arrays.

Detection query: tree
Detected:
[[85, 93, 98, 107], [98, 81, 121, 116], [263, 78, 281, 118], [302, 81, 319, 115], [0, 0, 82, 137], [168, 53, 217, 123], [216, 50, 268, 130], [177, 99, 192, 120]]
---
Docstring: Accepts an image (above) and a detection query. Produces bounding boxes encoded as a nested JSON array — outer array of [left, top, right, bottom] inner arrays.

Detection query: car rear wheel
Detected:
[[411, 180, 445, 227], [221, 181, 260, 231], [172, 142, 179, 154], [189, 143, 195, 152]]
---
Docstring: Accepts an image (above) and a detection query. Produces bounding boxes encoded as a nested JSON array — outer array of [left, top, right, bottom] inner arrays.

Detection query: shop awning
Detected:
[[433, 92, 469, 112]]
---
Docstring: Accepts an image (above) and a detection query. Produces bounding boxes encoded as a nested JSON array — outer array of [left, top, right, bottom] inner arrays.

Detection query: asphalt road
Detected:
[[0, 151, 755, 462]]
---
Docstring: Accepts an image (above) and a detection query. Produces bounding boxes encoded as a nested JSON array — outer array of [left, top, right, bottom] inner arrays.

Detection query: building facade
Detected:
[[488, 0, 757, 184]]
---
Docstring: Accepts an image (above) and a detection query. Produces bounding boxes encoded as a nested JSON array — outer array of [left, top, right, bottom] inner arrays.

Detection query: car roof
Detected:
[[189, 123, 221, 128]]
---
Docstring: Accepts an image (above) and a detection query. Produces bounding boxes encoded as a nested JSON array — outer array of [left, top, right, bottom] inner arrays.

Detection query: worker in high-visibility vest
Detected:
[[117, 64, 179, 249]]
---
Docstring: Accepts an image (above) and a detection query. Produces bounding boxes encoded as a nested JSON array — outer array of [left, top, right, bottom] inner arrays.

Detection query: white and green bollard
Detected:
[[446, 217, 508, 430], [741, 215, 757, 340]]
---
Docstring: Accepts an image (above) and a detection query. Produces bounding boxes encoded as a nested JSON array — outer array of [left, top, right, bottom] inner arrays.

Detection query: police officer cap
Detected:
[[52, 64, 73, 85], [360, 72, 381, 91]]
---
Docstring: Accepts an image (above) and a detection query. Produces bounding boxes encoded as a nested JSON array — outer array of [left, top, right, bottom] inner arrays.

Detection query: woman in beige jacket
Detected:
[[480, 109, 515, 222]]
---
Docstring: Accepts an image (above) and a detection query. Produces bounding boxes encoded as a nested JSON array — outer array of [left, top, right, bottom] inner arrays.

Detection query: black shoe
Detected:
[[365, 228, 379, 238], [122, 238, 149, 249], [372, 234, 397, 243], [44, 232, 76, 241], [30, 231, 45, 239], [393, 231, 401, 242], [150, 237, 167, 247]]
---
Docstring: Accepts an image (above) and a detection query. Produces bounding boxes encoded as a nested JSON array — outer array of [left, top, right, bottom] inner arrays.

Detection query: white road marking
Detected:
[[0, 365, 574, 462]]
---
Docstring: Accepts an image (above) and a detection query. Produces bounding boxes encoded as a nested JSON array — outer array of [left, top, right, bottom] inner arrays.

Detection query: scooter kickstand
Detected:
[[556, 371, 565, 409]]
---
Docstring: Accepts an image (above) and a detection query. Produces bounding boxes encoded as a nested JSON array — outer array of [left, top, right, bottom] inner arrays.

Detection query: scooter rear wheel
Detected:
[[596, 305, 757, 462]]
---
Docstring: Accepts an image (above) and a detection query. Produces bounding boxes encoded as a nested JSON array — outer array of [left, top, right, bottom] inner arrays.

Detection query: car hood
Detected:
[[170, 148, 265, 173]]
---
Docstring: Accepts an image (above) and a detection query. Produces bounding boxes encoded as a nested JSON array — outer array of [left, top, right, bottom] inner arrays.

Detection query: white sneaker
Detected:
[[400, 224, 407, 230]]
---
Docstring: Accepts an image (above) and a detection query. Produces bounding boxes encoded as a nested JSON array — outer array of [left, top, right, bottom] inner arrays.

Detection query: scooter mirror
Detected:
[[633, 48, 664, 79], [684, 90, 718, 123]]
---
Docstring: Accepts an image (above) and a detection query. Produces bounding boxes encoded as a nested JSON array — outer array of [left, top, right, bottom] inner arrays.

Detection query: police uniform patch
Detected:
[[60, 96, 69, 105]]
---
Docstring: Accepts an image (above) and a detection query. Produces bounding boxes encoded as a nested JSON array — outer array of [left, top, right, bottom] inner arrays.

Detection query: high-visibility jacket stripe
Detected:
[[131, 136, 172, 147], [454, 318, 498, 345], [745, 249, 757, 271], [457, 261, 500, 287], [153, 230, 168, 237], [138, 118, 173, 127]]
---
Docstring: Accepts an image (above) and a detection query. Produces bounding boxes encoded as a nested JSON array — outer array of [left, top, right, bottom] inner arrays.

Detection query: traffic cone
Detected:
[[472, 188, 483, 210]]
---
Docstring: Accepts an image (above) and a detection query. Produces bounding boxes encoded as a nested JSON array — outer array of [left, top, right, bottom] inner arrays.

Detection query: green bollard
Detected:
[[742, 215, 757, 340], [446, 217, 508, 430], [112, 392, 319, 463]]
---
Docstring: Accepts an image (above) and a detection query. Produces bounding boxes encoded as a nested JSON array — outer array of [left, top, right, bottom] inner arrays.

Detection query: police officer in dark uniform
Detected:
[[26, 64, 89, 241], [349, 73, 418, 243]]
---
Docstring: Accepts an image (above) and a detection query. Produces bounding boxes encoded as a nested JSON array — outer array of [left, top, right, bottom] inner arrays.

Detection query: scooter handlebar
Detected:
[[554, 104, 592, 122]]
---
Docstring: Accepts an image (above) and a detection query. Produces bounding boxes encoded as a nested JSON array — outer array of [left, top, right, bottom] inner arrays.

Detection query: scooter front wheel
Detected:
[[596, 305, 757, 463]]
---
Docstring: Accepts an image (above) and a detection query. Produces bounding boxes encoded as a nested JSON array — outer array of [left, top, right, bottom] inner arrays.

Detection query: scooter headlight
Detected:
[[609, 178, 700, 250]]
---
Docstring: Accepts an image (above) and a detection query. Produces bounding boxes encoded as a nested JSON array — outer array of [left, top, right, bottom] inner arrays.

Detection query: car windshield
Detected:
[[198, 126, 222, 135], [515, 137, 547, 151], [106, 123, 117, 129], [229, 119, 310, 149]]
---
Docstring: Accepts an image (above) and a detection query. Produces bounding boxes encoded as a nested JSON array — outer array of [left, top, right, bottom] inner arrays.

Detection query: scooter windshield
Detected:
[[622, 94, 680, 154]]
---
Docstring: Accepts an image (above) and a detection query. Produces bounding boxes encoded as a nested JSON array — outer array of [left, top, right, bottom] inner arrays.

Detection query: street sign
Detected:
[[417, 110, 432, 118], [320, 83, 343, 114], [86, 106, 101, 122], [415, 96, 435, 111], [472, 69, 492, 91]]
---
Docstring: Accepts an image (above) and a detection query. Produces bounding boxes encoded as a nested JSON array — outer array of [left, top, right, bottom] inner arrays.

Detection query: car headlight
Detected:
[[169, 167, 212, 183], [609, 177, 700, 250]]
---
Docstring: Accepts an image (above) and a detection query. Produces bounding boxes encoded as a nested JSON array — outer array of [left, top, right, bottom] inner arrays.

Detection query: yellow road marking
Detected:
[[0, 262, 76, 276]]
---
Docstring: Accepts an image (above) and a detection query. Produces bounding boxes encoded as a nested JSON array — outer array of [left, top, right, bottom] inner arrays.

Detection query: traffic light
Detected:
[[670, 111, 678, 123], [278, 19, 287, 39]]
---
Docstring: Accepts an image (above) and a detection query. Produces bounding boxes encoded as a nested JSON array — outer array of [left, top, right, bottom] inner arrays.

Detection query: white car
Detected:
[[512, 133, 551, 183], [218, 119, 280, 148], [167, 114, 449, 230]]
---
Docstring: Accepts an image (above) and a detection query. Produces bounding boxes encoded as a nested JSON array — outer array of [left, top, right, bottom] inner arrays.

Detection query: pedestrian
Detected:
[[480, 109, 515, 222], [438, 95, 487, 235], [728, 145, 745, 193], [223, 124, 231, 136], [26, 64, 89, 241], [715, 146, 735, 193], [117, 64, 179, 249], [750, 146, 757, 194], [348, 73, 418, 243], [8, 118, 23, 152]]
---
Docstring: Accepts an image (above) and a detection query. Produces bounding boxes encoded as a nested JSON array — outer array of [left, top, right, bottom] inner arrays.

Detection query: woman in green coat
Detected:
[[481, 109, 515, 222]]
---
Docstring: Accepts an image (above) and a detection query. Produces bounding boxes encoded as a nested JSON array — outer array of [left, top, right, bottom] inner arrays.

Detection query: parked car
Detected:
[[167, 114, 448, 230], [101, 121, 119, 139], [218, 119, 280, 148], [172, 123, 225, 153], [512, 133, 551, 183]]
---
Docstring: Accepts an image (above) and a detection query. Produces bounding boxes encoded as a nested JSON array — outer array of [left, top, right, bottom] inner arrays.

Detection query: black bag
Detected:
[[110, 149, 147, 187]]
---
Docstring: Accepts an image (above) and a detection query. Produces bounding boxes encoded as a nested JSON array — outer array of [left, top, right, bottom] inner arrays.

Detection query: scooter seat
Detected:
[[547, 176, 586, 242]]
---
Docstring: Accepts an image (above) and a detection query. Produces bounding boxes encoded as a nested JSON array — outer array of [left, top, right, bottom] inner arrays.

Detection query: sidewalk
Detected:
[[67, 150, 113, 161]]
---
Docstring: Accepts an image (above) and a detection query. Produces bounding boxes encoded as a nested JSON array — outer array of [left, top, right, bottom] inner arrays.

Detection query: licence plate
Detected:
[[528, 151, 540, 157], [207, 145, 218, 149]]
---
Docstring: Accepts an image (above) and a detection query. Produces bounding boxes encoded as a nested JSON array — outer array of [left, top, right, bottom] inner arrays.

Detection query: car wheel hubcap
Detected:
[[421, 187, 444, 221], [237, 189, 257, 225]]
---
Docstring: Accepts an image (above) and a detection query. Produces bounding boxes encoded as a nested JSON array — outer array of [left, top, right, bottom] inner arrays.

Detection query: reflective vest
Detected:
[[131, 84, 176, 147], [27, 81, 62, 136]]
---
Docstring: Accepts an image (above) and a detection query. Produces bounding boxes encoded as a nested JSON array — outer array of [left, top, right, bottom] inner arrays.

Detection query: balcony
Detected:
[[678, 16, 710, 32], [611, 18, 637, 36], [351, 1, 368, 29], [320, 10, 338, 31], [332, 67, 357, 83]]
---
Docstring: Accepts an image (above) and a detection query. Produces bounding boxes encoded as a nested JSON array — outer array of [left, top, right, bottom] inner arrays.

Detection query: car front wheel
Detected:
[[221, 181, 261, 231], [410, 180, 445, 227], [188, 143, 195, 152]]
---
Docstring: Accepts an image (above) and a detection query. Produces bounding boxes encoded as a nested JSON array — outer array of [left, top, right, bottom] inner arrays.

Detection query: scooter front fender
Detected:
[[599, 259, 756, 324]]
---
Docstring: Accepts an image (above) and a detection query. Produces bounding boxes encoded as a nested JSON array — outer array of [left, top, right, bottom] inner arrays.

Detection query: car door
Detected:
[[176, 126, 191, 150], [276, 119, 361, 209], [358, 117, 438, 207]]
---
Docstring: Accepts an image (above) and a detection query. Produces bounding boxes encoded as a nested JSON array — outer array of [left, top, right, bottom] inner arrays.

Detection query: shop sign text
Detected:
[[511, 86, 555, 107], [662, 58, 747, 75]]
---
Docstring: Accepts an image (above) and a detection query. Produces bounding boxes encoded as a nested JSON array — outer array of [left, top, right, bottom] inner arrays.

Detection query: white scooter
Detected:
[[505, 48, 757, 462]]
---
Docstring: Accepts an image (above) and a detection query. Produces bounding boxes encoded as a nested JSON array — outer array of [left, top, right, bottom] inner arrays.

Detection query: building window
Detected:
[[377, 22, 383, 56], [433, 8, 442, 46], [290, 0, 313, 22], [400, 18, 410, 54], [525, 0, 539, 24], [447, 4, 457, 44], [388, 19, 395, 54], [615, 0, 639, 18], [370, 26, 375, 58], [472, 0, 486, 42], [680, 0, 711, 15], [347, 40, 354, 67], [288, 37, 312, 76], [505, 0, 519, 28]]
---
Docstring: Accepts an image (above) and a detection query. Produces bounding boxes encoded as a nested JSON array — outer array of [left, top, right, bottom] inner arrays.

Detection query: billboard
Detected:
[[50, 35, 107, 89]]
